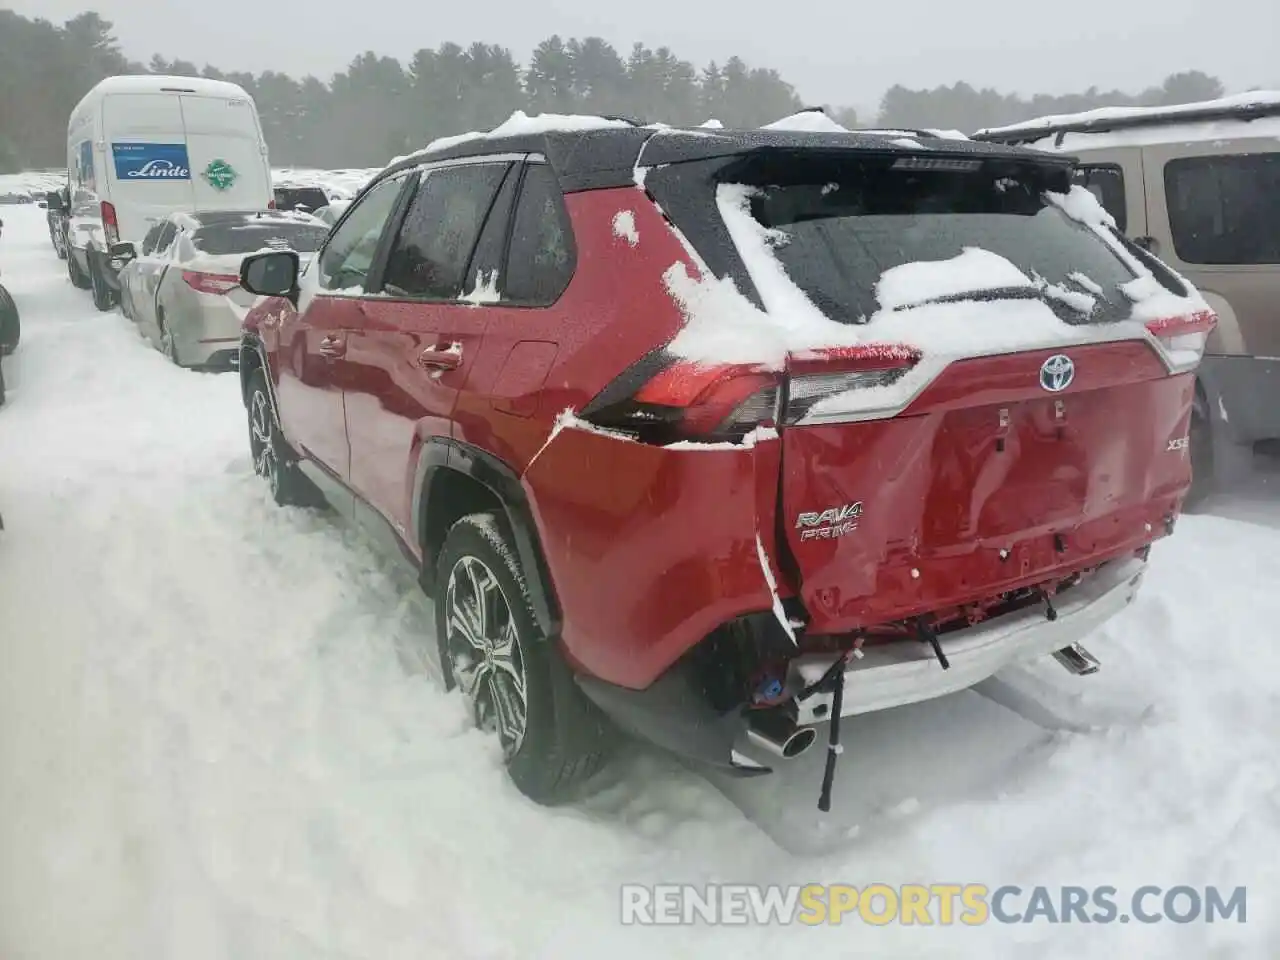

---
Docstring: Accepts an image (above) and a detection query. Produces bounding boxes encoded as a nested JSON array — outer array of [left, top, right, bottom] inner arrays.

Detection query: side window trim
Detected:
[[459, 161, 522, 296]]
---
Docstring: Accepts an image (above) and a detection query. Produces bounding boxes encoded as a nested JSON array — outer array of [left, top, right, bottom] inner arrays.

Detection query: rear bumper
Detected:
[[788, 556, 1147, 724], [1199, 355, 1280, 444]]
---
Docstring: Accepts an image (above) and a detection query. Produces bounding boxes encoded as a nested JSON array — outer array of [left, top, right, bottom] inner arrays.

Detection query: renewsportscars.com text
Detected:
[[620, 883, 1247, 926]]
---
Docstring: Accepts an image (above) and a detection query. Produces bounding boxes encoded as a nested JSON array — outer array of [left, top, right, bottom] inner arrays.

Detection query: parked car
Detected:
[[236, 124, 1208, 808], [273, 185, 330, 214], [0, 191, 33, 205], [975, 92, 1280, 504], [64, 74, 275, 312], [112, 209, 328, 369]]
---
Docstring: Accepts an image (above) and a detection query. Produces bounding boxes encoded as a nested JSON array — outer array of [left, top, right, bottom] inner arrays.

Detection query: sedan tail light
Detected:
[[183, 271, 240, 296]]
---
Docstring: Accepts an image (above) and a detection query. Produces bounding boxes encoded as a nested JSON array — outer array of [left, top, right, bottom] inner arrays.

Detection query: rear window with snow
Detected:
[[192, 221, 330, 255], [735, 156, 1138, 324]]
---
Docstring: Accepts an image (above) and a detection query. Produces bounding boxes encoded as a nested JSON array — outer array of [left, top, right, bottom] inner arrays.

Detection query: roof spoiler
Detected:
[[974, 98, 1280, 146]]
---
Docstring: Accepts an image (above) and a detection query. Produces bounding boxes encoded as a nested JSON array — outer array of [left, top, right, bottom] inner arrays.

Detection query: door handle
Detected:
[[317, 334, 346, 359], [417, 344, 461, 371]]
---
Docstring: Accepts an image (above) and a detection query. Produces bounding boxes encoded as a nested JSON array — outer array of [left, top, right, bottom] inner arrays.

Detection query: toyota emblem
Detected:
[[1039, 354, 1075, 392]]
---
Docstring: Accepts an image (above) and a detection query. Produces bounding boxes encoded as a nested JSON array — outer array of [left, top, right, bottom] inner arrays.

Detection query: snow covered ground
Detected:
[[0, 201, 1277, 958]]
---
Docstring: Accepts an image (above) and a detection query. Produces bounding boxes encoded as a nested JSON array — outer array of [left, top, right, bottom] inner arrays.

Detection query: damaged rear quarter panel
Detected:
[[521, 426, 784, 690]]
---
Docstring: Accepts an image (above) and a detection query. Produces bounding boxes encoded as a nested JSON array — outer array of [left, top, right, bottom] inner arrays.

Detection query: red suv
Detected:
[[237, 124, 1211, 808]]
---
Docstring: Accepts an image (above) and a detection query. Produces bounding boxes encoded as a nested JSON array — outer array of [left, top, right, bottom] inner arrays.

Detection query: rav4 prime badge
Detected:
[[795, 502, 863, 541]]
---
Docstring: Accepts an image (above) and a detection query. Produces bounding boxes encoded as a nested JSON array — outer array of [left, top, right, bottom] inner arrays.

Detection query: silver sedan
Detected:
[[115, 210, 328, 369]]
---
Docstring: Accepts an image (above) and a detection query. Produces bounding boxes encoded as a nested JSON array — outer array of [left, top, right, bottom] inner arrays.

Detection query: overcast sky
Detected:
[[12, 0, 1278, 116]]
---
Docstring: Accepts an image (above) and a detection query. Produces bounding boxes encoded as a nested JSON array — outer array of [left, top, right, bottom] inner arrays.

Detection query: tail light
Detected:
[[100, 201, 119, 245], [784, 344, 921, 424], [1145, 310, 1216, 374], [183, 271, 240, 295], [267, 198, 277, 209], [579, 343, 920, 443]]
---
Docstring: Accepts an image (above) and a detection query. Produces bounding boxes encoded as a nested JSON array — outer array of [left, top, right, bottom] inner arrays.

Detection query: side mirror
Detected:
[[45, 191, 65, 212], [240, 250, 300, 302], [108, 241, 137, 272]]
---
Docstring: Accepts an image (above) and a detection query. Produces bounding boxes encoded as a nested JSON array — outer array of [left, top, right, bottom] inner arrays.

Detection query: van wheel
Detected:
[[89, 254, 116, 312], [434, 513, 614, 805]]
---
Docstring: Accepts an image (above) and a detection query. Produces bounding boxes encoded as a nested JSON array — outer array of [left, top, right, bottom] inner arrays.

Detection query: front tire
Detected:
[[246, 367, 320, 508], [435, 513, 613, 804]]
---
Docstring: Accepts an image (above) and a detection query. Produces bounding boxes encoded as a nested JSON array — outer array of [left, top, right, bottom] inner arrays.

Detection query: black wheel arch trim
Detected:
[[238, 334, 281, 423], [414, 437, 563, 639]]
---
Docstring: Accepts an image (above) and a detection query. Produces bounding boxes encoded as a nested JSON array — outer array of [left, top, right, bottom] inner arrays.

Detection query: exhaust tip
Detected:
[[782, 726, 818, 758]]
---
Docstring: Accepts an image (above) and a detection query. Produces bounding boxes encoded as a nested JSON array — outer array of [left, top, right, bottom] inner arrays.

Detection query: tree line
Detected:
[[0, 8, 1238, 174]]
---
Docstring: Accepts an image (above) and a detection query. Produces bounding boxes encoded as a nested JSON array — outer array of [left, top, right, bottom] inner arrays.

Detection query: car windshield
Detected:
[[192, 220, 329, 255], [743, 156, 1138, 323]]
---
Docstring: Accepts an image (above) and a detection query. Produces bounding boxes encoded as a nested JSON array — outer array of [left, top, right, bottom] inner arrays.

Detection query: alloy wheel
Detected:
[[249, 388, 279, 495], [445, 554, 529, 757]]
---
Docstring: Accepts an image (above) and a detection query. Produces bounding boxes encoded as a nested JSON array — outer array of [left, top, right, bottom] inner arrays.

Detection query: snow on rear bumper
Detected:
[[789, 556, 1147, 724]]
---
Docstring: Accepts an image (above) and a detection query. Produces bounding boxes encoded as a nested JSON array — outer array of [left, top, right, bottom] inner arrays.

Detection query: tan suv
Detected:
[[976, 94, 1280, 503]]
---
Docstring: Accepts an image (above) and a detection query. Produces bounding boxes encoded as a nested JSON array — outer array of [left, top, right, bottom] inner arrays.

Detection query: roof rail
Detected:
[[974, 97, 1280, 145]]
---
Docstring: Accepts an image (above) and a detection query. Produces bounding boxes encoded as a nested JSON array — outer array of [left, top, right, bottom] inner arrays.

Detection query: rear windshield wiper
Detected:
[[886, 285, 1043, 311]]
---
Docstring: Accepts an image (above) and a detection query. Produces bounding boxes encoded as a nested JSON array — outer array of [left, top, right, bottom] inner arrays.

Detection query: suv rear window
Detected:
[[737, 156, 1138, 324], [192, 220, 330, 255]]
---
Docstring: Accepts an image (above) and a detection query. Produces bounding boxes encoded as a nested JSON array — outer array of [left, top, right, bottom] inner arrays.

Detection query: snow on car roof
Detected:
[[975, 90, 1280, 144]]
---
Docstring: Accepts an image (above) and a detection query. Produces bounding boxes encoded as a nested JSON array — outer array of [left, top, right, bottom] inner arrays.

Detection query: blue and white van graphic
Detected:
[[111, 142, 192, 181]]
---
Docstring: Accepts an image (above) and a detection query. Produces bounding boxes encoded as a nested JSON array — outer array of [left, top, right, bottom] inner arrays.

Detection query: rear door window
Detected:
[[380, 162, 510, 300], [734, 156, 1138, 323], [1164, 153, 1280, 264]]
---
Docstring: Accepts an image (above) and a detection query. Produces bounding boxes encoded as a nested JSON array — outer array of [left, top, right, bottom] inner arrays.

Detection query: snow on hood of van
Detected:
[[977, 90, 1280, 139], [760, 111, 850, 133], [396, 111, 634, 165], [660, 182, 1210, 418]]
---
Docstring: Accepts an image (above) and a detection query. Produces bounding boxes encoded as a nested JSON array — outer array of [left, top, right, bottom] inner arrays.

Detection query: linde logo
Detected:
[[128, 159, 190, 179], [112, 143, 193, 182]]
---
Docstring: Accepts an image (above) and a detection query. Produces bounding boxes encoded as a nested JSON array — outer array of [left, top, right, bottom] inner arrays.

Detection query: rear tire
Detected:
[[67, 250, 92, 290], [89, 253, 115, 313], [434, 513, 614, 805], [246, 367, 320, 508]]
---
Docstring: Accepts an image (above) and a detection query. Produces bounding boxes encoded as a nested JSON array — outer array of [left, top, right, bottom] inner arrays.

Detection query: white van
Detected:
[[58, 75, 272, 311]]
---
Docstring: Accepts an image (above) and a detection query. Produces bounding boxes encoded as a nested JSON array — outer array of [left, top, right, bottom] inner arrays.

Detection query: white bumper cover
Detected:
[[790, 557, 1147, 725]]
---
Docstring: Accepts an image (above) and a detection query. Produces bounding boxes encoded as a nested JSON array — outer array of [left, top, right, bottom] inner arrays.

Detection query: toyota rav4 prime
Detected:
[[236, 121, 1211, 809]]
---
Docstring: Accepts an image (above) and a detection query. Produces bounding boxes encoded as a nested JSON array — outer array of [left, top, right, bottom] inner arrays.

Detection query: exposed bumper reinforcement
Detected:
[[789, 557, 1147, 725]]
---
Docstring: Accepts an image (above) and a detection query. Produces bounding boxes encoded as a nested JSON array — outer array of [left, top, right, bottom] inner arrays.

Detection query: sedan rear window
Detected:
[[740, 156, 1138, 323], [192, 221, 330, 255]]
